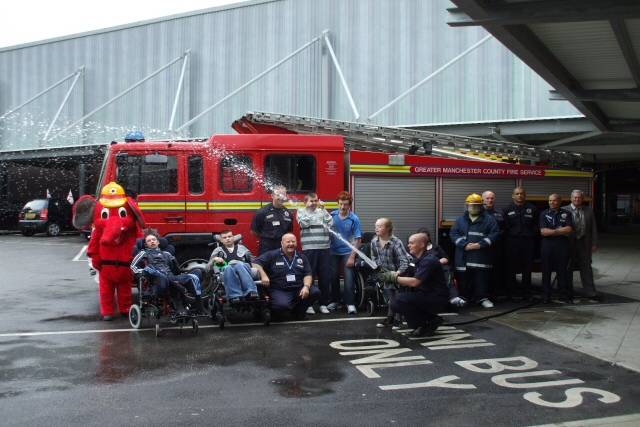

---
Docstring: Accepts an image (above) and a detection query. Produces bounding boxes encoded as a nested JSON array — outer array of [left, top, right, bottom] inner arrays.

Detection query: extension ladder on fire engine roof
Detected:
[[238, 111, 582, 166]]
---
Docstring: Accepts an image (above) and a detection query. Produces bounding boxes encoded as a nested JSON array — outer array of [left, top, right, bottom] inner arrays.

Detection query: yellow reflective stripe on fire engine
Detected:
[[543, 169, 593, 178], [350, 164, 411, 174], [186, 202, 208, 211], [138, 201, 186, 211]]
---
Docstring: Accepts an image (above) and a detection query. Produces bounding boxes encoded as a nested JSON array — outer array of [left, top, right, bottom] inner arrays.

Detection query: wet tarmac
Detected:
[[1, 234, 639, 426]]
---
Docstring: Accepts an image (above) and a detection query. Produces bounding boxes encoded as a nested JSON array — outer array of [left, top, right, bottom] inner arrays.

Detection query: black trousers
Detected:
[[457, 268, 490, 302], [391, 292, 447, 329], [303, 248, 332, 305], [568, 237, 597, 297], [505, 236, 534, 297], [541, 239, 571, 300], [488, 241, 506, 297]]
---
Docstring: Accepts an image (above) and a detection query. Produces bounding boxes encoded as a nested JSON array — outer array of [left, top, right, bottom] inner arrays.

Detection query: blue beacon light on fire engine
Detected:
[[124, 130, 145, 142]]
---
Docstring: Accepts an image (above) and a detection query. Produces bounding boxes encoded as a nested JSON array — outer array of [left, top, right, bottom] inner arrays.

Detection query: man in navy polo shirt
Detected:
[[254, 233, 320, 318], [540, 194, 574, 303], [382, 233, 449, 337]]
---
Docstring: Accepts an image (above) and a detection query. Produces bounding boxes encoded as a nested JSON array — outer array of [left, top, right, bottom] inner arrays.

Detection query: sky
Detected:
[[0, 0, 246, 48]]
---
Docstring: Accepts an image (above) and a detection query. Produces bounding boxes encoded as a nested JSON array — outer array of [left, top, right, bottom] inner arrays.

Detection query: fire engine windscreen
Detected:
[[115, 153, 178, 197]]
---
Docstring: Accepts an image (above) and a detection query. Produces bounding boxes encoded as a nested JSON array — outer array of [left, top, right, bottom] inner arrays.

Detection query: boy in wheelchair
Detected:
[[130, 229, 204, 316], [206, 230, 260, 303]]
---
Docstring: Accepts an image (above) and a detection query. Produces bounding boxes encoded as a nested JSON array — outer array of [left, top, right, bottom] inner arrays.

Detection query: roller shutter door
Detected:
[[352, 176, 436, 243], [522, 177, 591, 198], [442, 178, 518, 220]]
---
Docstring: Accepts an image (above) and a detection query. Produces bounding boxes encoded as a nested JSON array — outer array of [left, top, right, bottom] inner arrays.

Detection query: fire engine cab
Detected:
[[97, 112, 593, 261]]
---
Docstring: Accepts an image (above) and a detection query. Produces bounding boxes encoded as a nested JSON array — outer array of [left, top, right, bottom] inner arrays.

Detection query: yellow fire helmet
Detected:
[[99, 182, 128, 208], [465, 193, 483, 204]]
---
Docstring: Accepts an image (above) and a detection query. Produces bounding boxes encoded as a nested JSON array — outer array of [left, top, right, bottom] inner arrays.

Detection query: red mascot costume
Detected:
[[73, 182, 145, 320]]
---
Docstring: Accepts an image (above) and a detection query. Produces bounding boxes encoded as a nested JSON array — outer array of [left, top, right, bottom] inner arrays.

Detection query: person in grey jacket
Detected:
[[562, 189, 600, 300], [207, 230, 258, 303], [297, 192, 334, 314]]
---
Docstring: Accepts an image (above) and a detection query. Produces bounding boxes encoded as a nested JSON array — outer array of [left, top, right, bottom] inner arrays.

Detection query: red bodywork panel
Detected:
[[101, 134, 344, 255]]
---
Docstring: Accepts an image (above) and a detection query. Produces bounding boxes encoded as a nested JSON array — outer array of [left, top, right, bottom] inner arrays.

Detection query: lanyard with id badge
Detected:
[[282, 254, 298, 286]]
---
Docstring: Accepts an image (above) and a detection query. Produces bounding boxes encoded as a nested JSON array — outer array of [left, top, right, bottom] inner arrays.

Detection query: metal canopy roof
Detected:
[[448, 0, 640, 163]]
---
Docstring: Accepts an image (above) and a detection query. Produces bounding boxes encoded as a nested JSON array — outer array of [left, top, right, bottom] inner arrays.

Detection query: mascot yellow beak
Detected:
[[99, 182, 127, 208]]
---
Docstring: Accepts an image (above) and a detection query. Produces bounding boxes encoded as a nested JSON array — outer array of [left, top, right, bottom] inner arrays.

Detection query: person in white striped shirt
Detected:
[[297, 192, 334, 314]]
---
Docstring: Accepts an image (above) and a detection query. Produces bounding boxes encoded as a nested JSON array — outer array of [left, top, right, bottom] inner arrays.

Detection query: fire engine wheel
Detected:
[[46, 222, 61, 237], [129, 304, 142, 329], [21, 229, 35, 237]]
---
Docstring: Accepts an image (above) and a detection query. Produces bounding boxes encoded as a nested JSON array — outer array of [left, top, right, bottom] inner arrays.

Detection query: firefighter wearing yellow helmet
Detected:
[[449, 193, 500, 309]]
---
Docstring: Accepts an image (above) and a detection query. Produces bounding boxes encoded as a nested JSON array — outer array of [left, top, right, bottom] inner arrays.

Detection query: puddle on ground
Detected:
[[271, 374, 335, 398]]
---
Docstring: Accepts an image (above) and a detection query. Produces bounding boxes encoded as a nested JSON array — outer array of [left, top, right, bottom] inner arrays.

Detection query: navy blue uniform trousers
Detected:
[[270, 286, 320, 313], [392, 292, 447, 329], [541, 239, 572, 300]]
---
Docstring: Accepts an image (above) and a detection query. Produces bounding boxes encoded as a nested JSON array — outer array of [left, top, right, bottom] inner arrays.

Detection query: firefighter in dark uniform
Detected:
[[382, 233, 450, 337], [482, 190, 506, 299], [254, 233, 320, 318], [539, 193, 574, 303], [502, 187, 538, 300], [251, 185, 293, 255]]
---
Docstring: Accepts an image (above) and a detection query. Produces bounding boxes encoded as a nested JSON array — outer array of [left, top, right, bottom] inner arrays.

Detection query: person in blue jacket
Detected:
[[450, 193, 500, 308]]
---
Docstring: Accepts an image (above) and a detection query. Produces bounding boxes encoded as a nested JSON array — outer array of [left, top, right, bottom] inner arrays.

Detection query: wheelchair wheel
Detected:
[[217, 314, 225, 329], [263, 309, 271, 326], [129, 304, 142, 329], [155, 323, 161, 337], [192, 319, 199, 335], [367, 300, 375, 316], [353, 271, 366, 310]]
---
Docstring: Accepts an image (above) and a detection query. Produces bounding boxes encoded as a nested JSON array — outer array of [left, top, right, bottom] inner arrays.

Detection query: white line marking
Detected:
[[72, 245, 88, 261], [0, 316, 387, 338], [0, 313, 459, 338], [526, 413, 640, 427]]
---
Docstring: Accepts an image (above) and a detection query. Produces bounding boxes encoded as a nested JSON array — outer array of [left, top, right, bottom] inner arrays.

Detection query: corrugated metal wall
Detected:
[[352, 176, 437, 243], [0, 0, 579, 152], [441, 178, 517, 220]]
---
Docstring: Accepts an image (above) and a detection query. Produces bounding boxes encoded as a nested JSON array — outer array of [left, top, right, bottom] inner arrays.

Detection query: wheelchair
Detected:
[[128, 237, 209, 337], [204, 234, 271, 329]]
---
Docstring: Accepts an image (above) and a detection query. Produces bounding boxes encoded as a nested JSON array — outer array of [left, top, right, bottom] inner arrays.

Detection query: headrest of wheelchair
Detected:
[[136, 236, 172, 251], [213, 233, 243, 243]]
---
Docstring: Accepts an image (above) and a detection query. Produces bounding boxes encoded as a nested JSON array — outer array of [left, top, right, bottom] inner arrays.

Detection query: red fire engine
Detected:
[[96, 112, 593, 261]]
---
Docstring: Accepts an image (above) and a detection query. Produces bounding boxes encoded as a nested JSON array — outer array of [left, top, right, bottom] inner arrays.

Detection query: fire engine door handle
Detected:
[[164, 216, 184, 223]]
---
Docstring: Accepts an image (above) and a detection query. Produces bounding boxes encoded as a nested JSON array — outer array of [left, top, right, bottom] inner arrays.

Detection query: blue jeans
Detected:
[[330, 253, 356, 305], [223, 263, 258, 299]]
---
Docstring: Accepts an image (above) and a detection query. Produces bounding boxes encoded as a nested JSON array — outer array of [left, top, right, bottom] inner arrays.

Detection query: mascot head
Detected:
[[73, 182, 145, 246]]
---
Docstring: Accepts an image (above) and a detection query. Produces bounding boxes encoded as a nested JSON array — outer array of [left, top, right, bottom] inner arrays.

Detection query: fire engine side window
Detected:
[[264, 155, 316, 193], [188, 156, 204, 194], [116, 154, 178, 195], [221, 155, 253, 193]]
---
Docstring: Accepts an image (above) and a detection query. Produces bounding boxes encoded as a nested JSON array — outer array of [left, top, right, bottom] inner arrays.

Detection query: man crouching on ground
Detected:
[[380, 233, 449, 337], [254, 233, 320, 319]]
